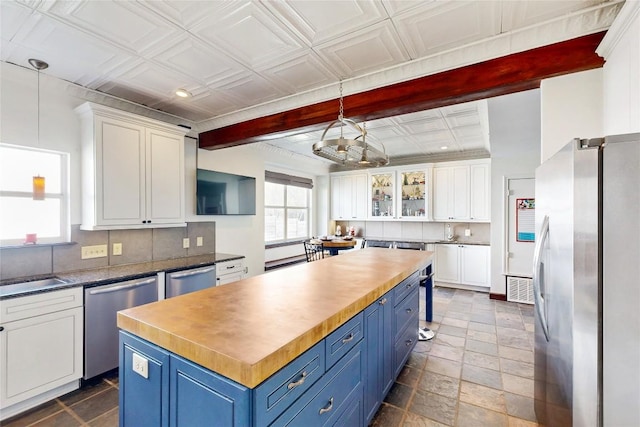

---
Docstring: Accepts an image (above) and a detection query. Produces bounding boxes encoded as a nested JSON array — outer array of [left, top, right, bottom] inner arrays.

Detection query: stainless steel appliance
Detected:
[[84, 276, 158, 379], [165, 265, 216, 298], [533, 133, 640, 426]]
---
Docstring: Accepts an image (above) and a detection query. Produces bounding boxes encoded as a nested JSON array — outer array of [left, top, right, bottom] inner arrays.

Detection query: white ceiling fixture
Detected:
[[312, 83, 388, 168]]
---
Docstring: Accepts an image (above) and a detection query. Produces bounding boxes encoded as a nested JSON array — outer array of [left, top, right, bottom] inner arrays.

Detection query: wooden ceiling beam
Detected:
[[199, 31, 606, 150]]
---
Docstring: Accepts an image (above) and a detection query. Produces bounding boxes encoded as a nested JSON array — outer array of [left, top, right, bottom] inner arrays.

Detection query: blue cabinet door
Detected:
[[363, 290, 394, 424], [119, 331, 170, 427], [169, 356, 250, 427]]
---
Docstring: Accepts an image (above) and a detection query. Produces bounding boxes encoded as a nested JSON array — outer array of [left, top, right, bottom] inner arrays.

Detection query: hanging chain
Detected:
[[338, 82, 344, 121]]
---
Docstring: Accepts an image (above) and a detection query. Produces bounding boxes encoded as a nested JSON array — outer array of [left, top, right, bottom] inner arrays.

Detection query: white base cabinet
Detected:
[[216, 258, 247, 286], [0, 288, 84, 420], [435, 244, 491, 288]]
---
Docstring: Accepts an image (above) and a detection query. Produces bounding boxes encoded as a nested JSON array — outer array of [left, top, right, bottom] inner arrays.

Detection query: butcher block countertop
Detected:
[[117, 248, 433, 388]]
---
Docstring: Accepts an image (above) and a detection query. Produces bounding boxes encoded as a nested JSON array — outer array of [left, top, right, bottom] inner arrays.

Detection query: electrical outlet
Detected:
[[113, 243, 122, 256], [182, 238, 190, 249], [81, 244, 108, 259], [196, 236, 203, 247], [465, 229, 471, 237], [132, 353, 148, 379]]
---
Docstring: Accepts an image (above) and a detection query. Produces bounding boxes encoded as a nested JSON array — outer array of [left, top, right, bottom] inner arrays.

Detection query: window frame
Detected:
[[264, 172, 313, 244], [0, 143, 70, 246]]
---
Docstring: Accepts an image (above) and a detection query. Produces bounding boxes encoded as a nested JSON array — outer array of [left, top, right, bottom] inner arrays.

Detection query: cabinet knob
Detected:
[[378, 297, 387, 305], [0, 326, 4, 332]]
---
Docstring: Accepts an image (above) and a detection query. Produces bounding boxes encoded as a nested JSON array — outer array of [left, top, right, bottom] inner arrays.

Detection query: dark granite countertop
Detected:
[[364, 237, 490, 246], [0, 253, 243, 299]]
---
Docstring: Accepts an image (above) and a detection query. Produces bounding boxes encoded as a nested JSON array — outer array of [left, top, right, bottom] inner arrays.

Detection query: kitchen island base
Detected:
[[117, 249, 432, 426]]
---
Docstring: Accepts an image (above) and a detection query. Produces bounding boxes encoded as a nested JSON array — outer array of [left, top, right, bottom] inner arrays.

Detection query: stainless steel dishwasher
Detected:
[[84, 276, 158, 379], [165, 265, 216, 298]]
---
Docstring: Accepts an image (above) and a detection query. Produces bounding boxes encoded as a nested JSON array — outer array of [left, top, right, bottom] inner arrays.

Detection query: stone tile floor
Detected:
[[3, 285, 539, 427]]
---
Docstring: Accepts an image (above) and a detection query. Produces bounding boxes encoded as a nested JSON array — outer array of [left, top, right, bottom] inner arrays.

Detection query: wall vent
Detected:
[[507, 276, 534, 304]]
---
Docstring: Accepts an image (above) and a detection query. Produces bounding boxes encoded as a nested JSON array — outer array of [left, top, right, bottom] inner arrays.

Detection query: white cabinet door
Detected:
[[351, 174, 368, 219], [0, 308, 83, 407], [97, 116, 146, 225], [435, 244, 460, 283], [146, 128, 185, 224], [452, 166, 470, 220], [331, 176, 342, 220], [469, 163, 490, 221], [460, 245, 490, 287], [433, 166, 470, 221], [432, 168, 451, 221]]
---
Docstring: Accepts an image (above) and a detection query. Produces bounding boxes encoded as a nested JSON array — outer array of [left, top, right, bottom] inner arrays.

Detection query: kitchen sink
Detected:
[[0, 276, 70, 297]]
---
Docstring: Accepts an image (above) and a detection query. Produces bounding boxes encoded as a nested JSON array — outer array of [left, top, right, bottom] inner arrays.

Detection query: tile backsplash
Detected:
[[0, 222, 216, 281]]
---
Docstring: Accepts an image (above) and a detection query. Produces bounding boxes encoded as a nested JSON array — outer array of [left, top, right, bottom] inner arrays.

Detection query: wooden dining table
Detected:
[[321, 238, 357, 255]]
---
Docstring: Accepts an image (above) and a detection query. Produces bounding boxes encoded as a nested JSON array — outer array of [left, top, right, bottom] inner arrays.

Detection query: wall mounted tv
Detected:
[[196, 169, 256, 215]]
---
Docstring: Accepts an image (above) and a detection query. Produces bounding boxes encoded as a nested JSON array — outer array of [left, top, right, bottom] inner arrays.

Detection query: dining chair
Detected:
[[361, 238, 367, 249], [304, 240, 325, 262]]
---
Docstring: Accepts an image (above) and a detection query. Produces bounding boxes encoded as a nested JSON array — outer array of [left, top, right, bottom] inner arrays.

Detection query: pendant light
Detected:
[[313, 82, 388, 168], [29, 58, 48, 200]]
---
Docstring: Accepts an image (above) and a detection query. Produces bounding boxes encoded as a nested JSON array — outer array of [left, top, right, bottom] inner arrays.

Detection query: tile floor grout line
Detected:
[[55, 397, 90, 426]]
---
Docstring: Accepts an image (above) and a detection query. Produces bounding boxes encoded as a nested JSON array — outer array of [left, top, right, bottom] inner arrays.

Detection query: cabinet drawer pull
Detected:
[[319, 397, 334, 415], [0, 326, 4, 332], [378, 297, 387, 305], [342, 333, 355, 344], [405, 283, 413, 289], [406, 339, 413, 346], [287, 371, 307, 390], [406, 308, 413, 314]]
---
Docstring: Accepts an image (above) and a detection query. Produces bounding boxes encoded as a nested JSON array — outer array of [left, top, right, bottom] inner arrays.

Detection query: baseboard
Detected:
[[489, 293, 508, 301]]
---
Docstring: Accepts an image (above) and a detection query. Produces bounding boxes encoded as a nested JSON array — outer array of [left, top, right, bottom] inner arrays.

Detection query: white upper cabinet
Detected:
[[331, 173, 368, 220], [397, 167, 431, 220], [433, 160, 490, 222], [76, 103, 188, 230]]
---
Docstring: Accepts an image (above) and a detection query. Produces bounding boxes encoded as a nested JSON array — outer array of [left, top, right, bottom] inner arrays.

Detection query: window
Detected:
[[0, 144, 69, 245], [264, 171, 313, 243]]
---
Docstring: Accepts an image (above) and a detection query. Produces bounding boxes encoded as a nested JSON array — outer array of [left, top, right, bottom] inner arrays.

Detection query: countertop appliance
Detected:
[[84, 276, 158, 379], [165, 265, 216, 298], [533, 133, 639, 426]]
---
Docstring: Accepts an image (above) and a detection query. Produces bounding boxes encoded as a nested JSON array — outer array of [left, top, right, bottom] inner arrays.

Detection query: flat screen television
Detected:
[[196, 169, 256, 215]]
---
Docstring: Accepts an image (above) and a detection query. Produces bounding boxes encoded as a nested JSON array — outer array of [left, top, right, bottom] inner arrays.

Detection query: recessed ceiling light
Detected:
[[440, 146, 448, 150], [175, 88, 192, 98]]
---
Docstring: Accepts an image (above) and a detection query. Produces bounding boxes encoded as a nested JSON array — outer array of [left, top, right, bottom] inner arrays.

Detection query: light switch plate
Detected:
[[196, 236, 203, 247], [113, 243, 122, 256], [182, 238, 190, 249], [464, 229, 471, 237], [132, 353, 148, 379], [81, 244, 108, 259]]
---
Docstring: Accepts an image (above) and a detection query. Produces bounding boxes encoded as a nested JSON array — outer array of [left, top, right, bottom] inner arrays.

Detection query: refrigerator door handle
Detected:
[[533, 214, 550, 341]]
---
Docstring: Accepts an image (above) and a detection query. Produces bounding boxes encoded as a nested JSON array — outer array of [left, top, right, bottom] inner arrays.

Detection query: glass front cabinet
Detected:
[[369, 167, 431, 220], [370, 172, 395, 218]]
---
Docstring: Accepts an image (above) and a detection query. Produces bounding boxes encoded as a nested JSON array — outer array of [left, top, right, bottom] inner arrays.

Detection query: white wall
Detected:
[[598, 0, 640, 135], [540, 69, 603, 161], [487, 90, 541, 295]]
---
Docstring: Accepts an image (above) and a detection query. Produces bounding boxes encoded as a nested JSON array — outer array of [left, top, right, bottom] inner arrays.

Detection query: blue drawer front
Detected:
[[119, 332, 170, 427], [394, 315, 418, 378], [325, 312, 364, 369], [394, 287, 419, 342], [170, 356, 250, 427], [274, 343, 363, 426], [253, 340, 325, 427], [393, 271, 420, 305]]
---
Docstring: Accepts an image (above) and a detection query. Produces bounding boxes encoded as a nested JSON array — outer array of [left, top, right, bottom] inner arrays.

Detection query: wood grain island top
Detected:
[[117, 248, 432, 388]]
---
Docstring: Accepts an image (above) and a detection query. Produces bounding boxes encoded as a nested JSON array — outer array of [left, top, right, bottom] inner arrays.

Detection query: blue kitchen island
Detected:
[[117, 248, 432, 426]]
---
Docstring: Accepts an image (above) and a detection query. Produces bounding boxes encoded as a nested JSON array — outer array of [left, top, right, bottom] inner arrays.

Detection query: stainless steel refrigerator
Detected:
[[533, 133, 640, 426]]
